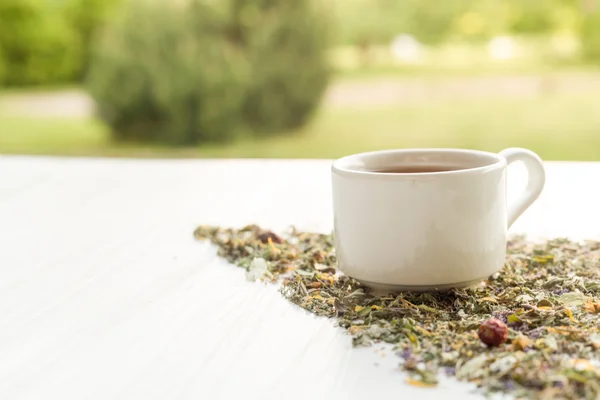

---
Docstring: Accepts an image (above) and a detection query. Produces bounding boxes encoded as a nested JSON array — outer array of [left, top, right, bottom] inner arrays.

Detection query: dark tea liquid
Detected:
[[372, 164, 469, 173]]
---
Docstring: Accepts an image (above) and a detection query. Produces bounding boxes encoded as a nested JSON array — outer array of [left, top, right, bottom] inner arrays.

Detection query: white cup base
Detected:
[[356, 277, 489, 294]]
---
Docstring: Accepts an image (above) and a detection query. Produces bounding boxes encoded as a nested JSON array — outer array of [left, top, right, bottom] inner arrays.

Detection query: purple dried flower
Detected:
[[445, 367, 456, 376], [528, 328, 544, 339], [399, 348, 412, 360], [492, 311, 510, 324]]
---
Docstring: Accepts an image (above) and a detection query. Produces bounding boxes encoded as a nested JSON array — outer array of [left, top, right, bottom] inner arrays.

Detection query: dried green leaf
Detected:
[[589, 333, 600, 349], [314, 262, 330, 271], [417, 304, 439, 314], [457, 354, 489, 380], [543, 278, 563, 288], [558, 291, 586, 306], [537, 299, 554, 308], [358, 306, 371, 318], [489, 355, 517, 376], [516, 294, 533, 302], [544, 335, 558, 350]]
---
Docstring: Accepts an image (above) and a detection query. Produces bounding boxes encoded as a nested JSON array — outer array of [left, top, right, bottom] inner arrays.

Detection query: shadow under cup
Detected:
[[331, 148, 510, 292]]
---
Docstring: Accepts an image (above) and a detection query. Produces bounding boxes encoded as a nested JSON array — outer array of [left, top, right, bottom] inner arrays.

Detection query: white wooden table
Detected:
[[1, 155, 599, 400]]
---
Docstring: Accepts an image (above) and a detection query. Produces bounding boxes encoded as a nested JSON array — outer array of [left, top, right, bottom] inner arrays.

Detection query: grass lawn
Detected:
[[0, 116, 202, 158], [198, 92, 600, 161], [1, 78, 600, 161]]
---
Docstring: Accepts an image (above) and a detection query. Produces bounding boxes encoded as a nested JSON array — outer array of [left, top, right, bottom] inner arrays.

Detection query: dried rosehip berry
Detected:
[[477, 318, 508, 346], [257, 231, 283, 244], [312, 250, 326, 263]]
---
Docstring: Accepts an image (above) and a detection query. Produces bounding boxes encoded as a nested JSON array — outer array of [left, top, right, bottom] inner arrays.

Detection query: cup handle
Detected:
[[498, 148, 546, 229]]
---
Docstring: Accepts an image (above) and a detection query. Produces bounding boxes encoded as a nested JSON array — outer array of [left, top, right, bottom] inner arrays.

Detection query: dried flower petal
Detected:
[[512, 334, 533, 351], [584, 301, 600, 313], [405, 378, 437, 388]]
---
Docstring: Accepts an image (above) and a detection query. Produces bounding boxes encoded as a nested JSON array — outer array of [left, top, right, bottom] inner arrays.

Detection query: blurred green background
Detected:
[[1, 0, 600, 160]]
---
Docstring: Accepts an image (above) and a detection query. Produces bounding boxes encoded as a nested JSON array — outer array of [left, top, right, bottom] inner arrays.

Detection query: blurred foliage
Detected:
[[0, 0, 122, 86], [331, 0, 471, 45], [331, 0, 598, 49], [0, 46, 5, 84], [0, 0, 599, 88], [0, 0, 81, 86], [86, 0, 331, 146], [86, 0, 251, 145], [63, 0, 124, 78], [231, 0, 331, 134], [581, 6, 600, 61], [506, 0, 555, 34]]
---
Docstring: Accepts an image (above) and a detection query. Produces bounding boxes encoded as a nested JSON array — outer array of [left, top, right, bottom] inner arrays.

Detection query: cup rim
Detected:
[[331, 148, 506, 177]]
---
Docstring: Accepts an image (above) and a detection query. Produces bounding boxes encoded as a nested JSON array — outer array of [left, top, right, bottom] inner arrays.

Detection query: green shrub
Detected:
[[0, 47, 5, 85], [581, 10, 600, 62], [507, 0, 556, 34], [63, 0, 124, 79], [233, 0, 332, 134], [86, 0, 332, 146], [0, 0, 81, 86]]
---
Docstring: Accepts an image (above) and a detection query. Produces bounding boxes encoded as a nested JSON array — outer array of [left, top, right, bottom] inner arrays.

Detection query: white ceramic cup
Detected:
[[331, 148, 545, 291]]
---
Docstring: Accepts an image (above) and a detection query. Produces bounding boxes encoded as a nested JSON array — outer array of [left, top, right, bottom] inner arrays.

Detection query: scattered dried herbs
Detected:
[[194, 224, 600, 400]]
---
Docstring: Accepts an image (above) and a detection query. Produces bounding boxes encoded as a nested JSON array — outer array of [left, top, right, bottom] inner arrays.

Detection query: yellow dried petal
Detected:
[[348, 326, 363, 335], [533, 255, 554, 264], [405, 378, 437, 388], [414, 326, 433, 336], [478, 297, 498, 303], [371, 305, 383, 311], [401, 299, 418, 309], [267, 237, 281, 254], [546, 326, 582, 335], [354, 306, 365, 312], [512, 335, 533, 351], [584, 302, 600, 313], [566, 308, 578, 322]]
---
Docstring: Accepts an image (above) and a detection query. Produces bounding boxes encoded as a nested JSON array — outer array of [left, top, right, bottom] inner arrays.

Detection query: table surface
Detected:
[[1, 155, 599, 400]]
